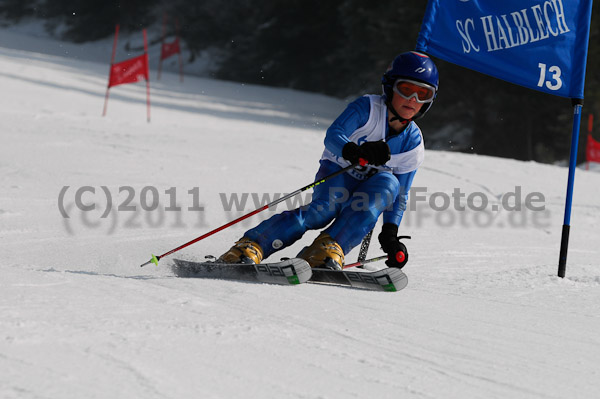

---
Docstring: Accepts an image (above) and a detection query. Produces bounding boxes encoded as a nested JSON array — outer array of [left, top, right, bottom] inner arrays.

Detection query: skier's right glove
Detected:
[[378, 223, 409, 269], [360, 141, 391, 166], [342, 141, 391, 166], [342, 142, 363, 165]]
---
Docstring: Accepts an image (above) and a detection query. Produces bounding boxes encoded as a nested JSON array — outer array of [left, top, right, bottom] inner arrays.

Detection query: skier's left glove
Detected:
[[378, 223, 408, 269]]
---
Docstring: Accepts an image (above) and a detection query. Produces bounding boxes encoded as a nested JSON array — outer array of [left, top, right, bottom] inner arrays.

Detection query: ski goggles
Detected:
[[393, 79, 436, 103]]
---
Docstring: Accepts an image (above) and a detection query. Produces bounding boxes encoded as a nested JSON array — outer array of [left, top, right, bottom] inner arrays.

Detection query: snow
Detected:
[[1, 25, 599, 399]]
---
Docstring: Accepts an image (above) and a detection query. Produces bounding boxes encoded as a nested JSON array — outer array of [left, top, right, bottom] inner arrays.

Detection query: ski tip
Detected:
[[383, 283, 398, 292]]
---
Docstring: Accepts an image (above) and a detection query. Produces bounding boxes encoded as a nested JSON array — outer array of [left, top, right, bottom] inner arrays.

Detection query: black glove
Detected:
[[342, 142, 363, 164], [342, 141, 391, 166], [378, 223, 409, 269], [360, 141, 391, 166]]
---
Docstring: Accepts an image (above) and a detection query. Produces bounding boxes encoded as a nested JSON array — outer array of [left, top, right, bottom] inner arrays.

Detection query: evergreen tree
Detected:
[[39, 0, 159, 42], [0, 0, 38, 22]]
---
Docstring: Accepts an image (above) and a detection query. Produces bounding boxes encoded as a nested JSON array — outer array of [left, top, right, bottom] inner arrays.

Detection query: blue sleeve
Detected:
[[386, 123, 422, 154], [324, 96, 371, 157], [383, 169, 417, 226]]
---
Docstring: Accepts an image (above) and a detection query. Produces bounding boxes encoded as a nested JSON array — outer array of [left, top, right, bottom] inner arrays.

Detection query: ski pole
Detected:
[[343, 235, 411, 269], [343, 255, 387, 269], [140, 160, 365, 267], [357, 229, 373, 263]]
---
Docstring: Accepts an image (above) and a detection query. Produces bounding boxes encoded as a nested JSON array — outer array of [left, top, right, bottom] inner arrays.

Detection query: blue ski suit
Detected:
[[245, 94, 424, 259]]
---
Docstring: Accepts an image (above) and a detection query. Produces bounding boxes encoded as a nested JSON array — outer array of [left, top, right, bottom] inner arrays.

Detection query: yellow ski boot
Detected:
[[218, 237, 264, 264], [298, 232, 344, 270]]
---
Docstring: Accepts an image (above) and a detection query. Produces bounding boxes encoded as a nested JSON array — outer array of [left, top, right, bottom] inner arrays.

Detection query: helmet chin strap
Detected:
[[386, 99, 412, 128]]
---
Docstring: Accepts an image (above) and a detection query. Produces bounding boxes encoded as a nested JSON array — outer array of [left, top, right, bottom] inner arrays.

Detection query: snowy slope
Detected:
[[1, 26, 600, 399]]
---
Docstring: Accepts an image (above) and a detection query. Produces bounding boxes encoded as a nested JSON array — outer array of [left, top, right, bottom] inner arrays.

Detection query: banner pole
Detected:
[[558, 100, 583, 278], [102, 24, 119, 117]]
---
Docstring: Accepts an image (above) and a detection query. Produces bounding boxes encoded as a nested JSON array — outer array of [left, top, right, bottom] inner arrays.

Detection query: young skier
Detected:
[[219, 51, 439, 270]]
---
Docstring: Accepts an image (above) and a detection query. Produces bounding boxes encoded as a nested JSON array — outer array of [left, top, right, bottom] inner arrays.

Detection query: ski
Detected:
[[171, 258, 312, 285], [309, 267, 408, 292], [172, 257, 407, 292]]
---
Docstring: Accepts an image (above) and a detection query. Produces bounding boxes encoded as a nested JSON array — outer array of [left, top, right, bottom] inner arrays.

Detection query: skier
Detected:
[[219, 51, 439, 270]]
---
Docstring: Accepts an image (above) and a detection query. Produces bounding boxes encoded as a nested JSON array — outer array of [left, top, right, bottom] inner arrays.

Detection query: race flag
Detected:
[[416, 0, 593, 99], [416, 0, 594, 278], [157, 14, 184, 82], [108, 54, 149, 88], [160, 38, 181, 61], [586, 134, 600, 164], [102, 25, 151, 122]]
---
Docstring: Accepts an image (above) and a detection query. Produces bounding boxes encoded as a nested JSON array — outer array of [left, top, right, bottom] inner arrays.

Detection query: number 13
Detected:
[[538, 63, 563, 91]]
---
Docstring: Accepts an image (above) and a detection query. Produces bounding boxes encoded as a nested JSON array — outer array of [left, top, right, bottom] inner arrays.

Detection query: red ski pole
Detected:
[[140, 161, 365, 267], [342, 255, 387, 269]]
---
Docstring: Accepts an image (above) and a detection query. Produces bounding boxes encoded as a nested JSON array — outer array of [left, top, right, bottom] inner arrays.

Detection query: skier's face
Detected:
[[391, 93, 424, 121]]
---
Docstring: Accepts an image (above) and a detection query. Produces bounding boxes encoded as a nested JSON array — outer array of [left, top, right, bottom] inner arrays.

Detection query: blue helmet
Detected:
[[382, 51, 439, 119]]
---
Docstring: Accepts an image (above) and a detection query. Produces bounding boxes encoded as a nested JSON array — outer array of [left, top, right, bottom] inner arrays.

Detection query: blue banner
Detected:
[[416, 0, 593, 99]]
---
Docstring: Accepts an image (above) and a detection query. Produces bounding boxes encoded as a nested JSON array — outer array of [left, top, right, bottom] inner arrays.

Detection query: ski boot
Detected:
[[218, 237, 264, 264], [298, 232, 344, 270]]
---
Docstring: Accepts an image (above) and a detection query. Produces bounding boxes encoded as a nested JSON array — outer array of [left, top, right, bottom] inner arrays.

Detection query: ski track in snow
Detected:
[[1, 25, 600, 399]]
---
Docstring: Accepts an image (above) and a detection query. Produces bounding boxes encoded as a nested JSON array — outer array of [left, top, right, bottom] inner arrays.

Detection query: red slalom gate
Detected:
[[586, 114, 600, 169], [102, 25, 151, 122], [157, 14, 183, 82]]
